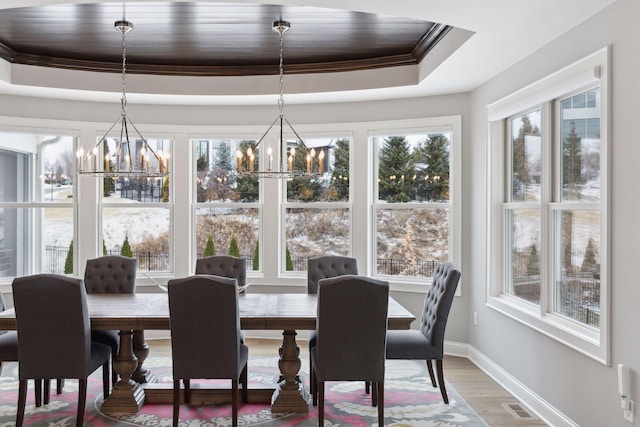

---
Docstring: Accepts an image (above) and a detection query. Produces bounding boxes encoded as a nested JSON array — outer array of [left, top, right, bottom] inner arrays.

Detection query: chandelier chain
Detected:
[[278, 30, 285, 114], [120, 26, 128, 117]]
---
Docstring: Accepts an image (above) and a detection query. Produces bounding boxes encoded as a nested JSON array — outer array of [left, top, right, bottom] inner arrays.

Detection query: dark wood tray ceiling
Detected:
[[0, 2, 451, 76]]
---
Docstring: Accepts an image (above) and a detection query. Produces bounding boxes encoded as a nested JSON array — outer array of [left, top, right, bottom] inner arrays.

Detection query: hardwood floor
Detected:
[[148, 338, 548, 426]]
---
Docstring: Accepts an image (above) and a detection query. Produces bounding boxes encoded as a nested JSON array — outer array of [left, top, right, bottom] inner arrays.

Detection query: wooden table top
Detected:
[[0, 292, 415, 331]]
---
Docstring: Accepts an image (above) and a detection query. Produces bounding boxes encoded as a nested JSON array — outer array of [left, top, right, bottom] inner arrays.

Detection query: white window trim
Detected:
[[369, 116, 462, 293], [486, 47, 610, 364]]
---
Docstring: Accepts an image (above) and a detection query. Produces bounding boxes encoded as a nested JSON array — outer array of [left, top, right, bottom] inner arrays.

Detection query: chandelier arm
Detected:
[[253, 115, 281, 148], [127, 119, 162, 160]]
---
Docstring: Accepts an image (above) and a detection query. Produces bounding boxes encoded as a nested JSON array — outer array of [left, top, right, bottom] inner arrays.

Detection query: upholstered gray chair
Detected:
[[386, 262, 461, 404], [307, 255, 358, 395], [84, 255, 137, 386], [307, 255, 358, 294], [12, 274, 111, 427], [0, 291, 59, 407], [195, 255, 247, 287], [168, 275, 248, 427], [311, 275, 389, 426]]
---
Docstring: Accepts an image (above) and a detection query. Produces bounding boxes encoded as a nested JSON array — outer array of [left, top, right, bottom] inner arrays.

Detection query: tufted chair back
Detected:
[[307, 255, 358, 294], [195, 255, 246, 287], [419, 262, 461, 357], [84, 255, 137, 294]]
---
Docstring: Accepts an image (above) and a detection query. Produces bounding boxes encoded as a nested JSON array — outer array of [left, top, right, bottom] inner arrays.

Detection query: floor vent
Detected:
[[502, 402, 534, 419]]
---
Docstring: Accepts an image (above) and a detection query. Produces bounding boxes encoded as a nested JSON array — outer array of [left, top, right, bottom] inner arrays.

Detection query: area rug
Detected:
[[0, 357, 488, 426]]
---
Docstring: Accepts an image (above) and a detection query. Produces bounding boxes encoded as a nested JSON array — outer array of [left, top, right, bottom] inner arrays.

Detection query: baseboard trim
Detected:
[[466, 345, 578, 427]]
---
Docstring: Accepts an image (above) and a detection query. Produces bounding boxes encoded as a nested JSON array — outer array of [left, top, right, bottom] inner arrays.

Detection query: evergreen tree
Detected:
[[161, 176, 170, 202], [235, 140, 259, 202], [329, 138, 350, 201], [378, 136, 414, 202], [581, 238, 598, 274], [215, 141, 232, 171], [252, 240, 259, 270], [413, 134, 450, 201], [285, 245, 294, 271], [196, 154, 208, 172], [103, 240, 108, 256], [563, 120, 584, 194], [121, 235, 134, 258], [229, 234, 240, 258], [203, 235, 216, 257], [511, 115, 540, 201], [526, 243, 540, 276], [287, 142, 322, 201], [103, 141, 114, 196], [64, 241, 74, 274]]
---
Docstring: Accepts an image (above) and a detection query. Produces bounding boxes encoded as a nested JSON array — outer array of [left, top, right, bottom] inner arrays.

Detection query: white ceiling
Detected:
[[0, 0, 618, 105]]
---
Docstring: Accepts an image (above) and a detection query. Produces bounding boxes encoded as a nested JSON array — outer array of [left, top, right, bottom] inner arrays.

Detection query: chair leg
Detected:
[[77, 379, 87, 427], [56, 378, 65, 394], [43, 379, 51, 404], [365, 380, 370, 394], [232, 379, 239, 427], [436, 359, 449, 404], [318, 381, 325, 427], [426, 359, 437, 387], [241, 365, 248, 403], [34, 379, 42, 407], [371, 381, 378, 407], [377, 381, 384, 426], [173, 379, 180, 426], [311, 364, 317, 406], [16, 379, 27, 427], [184, 379, 191, 404], [103, 362, 110, 399]]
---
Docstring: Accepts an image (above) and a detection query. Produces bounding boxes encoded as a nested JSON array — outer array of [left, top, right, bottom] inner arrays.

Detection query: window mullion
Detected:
[[539, 101, 553, 317]]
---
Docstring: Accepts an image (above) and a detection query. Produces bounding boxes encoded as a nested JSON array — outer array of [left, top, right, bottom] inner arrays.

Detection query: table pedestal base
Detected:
[[101, 383, 146, 413], [271, 382, 310, 413]]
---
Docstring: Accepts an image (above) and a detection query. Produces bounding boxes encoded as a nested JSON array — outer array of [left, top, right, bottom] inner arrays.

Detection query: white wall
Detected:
[[468, 0, 640, 425], [0, 89, 472, 344]]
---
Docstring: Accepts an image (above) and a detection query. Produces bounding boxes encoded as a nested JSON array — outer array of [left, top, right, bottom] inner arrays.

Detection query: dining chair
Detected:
[[84, 254, 137, 386], [0, 291, 60, 407], [310, 275, 389, 426], [385, 261, 461, 403], [307, 255, 358, 395], [195, 255, 247, 287], [12, 274, 111, 427], [168, 275, 248, 427]]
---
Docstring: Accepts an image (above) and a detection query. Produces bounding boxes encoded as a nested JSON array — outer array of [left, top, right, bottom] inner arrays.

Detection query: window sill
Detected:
[[487, 294, 607, 364]]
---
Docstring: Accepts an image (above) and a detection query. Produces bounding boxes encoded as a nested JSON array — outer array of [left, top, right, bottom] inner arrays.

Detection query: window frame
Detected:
[[486, 47, 610, 364], [281, 132, 353, 276], [369, 116, 462, 292]]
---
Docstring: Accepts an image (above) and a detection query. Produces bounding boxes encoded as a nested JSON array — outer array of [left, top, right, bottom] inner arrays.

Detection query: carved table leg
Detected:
[[100, 329, 145, 413], [271, 329, 309, 413], [131, 330, 156, 384]]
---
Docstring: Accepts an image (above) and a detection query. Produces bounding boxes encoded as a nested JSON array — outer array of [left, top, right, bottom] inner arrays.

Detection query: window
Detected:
[[283, 136, 351, 273], [0, 132, 76, 276], [487, 48, 609, 363], [192, 138, 260, 271], [372, 128, 456, 280], [100, 136, 172, 272]]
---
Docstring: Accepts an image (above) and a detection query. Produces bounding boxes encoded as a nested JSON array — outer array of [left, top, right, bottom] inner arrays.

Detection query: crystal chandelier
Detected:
[[76, 20, 169, 178], [236, 20, 323, 179]]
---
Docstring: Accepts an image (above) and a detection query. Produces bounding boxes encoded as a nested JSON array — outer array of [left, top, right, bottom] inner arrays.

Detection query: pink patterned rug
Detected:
[[0, 356, 488, 426]]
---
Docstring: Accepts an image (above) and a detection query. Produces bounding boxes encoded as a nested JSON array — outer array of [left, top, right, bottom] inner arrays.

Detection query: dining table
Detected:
[[0, 292, 415, 414]]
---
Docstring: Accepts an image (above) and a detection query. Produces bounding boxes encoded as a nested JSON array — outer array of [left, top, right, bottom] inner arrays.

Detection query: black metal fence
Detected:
[[46, 245, 440, 277]]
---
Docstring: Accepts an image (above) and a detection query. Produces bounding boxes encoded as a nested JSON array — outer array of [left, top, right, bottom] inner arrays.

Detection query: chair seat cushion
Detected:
[[0, 331, 19, 360], [386, 330, 442, 360], [89, 342, 112, 374], [91, 330, 119, 353]]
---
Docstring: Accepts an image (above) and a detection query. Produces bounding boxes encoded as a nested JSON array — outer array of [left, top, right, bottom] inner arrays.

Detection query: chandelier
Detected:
[[236, 20, 323, 179], [76, 20, 169, 178]]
